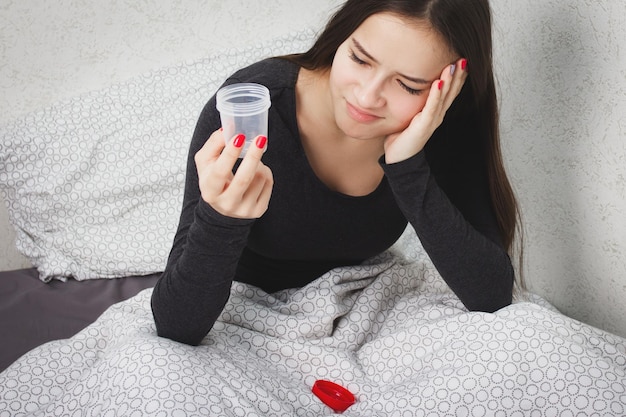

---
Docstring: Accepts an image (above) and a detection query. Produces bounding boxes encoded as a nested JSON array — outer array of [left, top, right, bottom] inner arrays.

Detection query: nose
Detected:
[[355, 75, 385, 109]]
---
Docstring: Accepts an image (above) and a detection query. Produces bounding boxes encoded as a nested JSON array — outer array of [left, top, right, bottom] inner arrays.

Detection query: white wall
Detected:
[[492, 0, 626, 337], [1, 0, 625, 338]]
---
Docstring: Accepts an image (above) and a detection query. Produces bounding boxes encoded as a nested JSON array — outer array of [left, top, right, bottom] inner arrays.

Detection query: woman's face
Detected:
[[328, 13, 458, 140]]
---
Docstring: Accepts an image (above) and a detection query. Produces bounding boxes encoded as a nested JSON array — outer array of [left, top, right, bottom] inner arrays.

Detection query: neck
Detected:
[[295, 68, 385, 196]]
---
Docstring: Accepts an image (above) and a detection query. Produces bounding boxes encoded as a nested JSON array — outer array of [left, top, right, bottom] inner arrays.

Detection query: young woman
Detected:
[[151, 0, 521, 345]]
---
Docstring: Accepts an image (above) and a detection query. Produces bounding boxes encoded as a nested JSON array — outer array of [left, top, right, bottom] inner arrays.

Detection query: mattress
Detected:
[[0, 268, 158, 372]]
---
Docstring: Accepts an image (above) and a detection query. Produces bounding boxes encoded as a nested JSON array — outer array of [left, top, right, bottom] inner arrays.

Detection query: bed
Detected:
[[0, 29, 314, 371], [0, 268, 159, 372], [1, 30, 625, 416]]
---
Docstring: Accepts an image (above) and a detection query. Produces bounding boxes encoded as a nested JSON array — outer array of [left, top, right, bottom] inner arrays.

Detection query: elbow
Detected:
[[152, 310, 207, 346], [155, 327, 205, 347], [464, 262, 515, 313], [150, 293, 208, 346], [465, 292, 511, 314]]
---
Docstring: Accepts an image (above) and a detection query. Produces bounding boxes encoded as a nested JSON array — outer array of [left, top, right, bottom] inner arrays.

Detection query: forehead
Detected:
[[350, 12, 457, 77]]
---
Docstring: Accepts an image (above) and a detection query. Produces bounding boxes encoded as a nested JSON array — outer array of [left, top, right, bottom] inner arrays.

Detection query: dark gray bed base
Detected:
[[0, 268, 159, 373]]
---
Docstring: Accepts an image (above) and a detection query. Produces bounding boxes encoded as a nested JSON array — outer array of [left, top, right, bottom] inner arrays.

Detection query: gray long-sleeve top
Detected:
[[151, 58, 514, 345]]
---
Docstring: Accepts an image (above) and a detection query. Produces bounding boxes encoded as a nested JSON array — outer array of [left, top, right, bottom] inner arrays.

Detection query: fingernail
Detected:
[[256, 135, 267, 149], [233, 134, 245, 148], [438, 80, 444, 90], [461, 59, 467, 71], [450, 64, 456, 76]]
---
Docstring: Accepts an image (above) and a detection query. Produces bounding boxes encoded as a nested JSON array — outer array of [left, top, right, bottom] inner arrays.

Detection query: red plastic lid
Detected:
[[312, 380, 356, 413]]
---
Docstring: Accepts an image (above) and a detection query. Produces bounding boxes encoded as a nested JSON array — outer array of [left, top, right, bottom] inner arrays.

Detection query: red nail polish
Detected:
[[438, 80, 444, 90], [256, 135, 267, 149], [233, 134, 245, 148], [461, 59, 467, 71]]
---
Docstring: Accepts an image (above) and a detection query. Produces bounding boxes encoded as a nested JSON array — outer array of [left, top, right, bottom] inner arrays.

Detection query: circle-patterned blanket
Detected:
[[1, 236, 625, 416]]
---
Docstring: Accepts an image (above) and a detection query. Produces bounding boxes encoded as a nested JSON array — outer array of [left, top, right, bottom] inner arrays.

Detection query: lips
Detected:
[[345, 101, 381, 123]]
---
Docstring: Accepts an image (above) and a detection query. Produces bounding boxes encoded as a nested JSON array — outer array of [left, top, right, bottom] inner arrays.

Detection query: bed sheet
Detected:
[[0, 268, 158, 372], [1, 230, 625, 416]]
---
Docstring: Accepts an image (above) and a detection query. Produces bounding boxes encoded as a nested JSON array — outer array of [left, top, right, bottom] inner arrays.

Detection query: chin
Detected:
[[341, 125, 383, 141], [336, 115, 386, 141]]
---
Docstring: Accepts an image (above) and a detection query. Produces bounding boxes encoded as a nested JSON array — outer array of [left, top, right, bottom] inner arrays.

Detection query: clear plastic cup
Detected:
[[216, 83, 271, 157]]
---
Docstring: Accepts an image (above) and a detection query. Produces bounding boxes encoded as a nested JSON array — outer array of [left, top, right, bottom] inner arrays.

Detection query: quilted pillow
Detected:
[[0, 30, 315, 282]]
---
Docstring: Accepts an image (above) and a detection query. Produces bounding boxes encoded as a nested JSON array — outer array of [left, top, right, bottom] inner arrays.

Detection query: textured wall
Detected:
[[492, 0, 626, 337], [1, 0, 625, 337]]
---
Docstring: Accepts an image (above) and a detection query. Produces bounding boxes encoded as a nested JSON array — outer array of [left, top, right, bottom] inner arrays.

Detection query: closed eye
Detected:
[[350, 46, 424, 96], [349, 50, 368, 66], [398, 81, 424, 96]]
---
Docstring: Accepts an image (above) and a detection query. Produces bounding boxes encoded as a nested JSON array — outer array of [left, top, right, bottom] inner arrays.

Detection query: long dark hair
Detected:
[[284, 0, 523, 287]]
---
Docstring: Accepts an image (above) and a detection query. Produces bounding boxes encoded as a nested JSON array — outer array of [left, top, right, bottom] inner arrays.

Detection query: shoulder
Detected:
[[225, 58, 300, 92]]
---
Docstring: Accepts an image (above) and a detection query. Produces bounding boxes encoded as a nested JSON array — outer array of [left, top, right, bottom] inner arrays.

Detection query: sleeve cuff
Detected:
[[195, 199, 256, 229], [379, 151, 428, 178]]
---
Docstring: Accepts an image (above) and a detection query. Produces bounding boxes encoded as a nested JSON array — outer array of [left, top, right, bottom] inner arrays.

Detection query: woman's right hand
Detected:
[[194, 129, 273, 219]]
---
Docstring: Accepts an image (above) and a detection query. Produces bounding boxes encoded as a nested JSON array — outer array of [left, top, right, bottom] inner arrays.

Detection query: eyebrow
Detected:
[[351, 38, 432, 85]]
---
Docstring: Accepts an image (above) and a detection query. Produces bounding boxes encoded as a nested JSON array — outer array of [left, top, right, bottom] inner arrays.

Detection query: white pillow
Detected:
[[0, 30, 315, 282]]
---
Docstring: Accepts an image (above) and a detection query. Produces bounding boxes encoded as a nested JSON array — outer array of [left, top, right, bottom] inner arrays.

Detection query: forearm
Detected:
[[151, 201, 253, 345], [382, 152, 514, 312]]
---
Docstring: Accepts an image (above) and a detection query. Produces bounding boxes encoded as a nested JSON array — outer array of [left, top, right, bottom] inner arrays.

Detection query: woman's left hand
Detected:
[[384, 58, 468, 164]]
